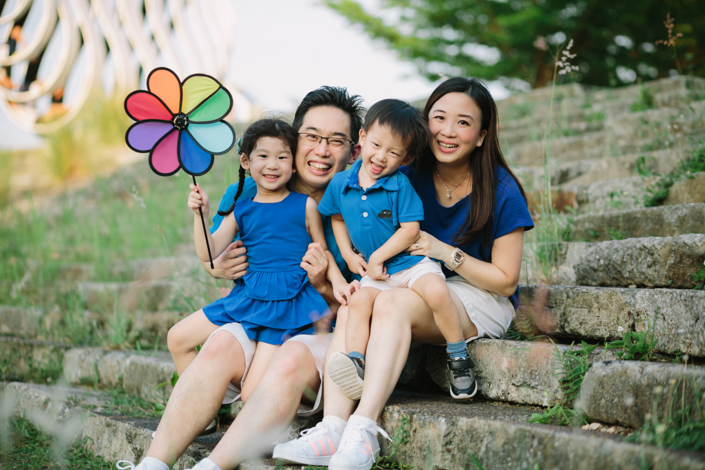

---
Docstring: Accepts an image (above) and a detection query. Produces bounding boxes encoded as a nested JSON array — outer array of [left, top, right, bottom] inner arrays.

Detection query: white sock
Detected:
[[322, 415, 347, 436], [193, 458, 222, 470], [141, 457, 169, 470], [347, 414, 378, 433]]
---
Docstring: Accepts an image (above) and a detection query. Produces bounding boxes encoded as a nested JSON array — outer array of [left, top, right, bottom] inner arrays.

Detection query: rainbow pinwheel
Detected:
[[124, 67, 235, 176]]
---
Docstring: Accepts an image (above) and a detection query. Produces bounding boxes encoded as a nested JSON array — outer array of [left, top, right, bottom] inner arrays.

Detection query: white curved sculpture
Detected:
[[0, 0, 249, 134]]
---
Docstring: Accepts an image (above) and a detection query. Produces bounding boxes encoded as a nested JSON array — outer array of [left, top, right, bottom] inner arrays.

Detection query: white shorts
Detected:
[[206, 324, 331, 417], [360, 257, 444, 291], [445, 277, 515, 341]]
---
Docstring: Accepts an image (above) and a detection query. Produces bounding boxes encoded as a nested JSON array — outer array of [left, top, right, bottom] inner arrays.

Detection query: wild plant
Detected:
[[605, 315, 659, 361]]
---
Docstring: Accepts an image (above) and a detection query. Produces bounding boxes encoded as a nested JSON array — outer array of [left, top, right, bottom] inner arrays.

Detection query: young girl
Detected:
[[168, 119, 337, 405]]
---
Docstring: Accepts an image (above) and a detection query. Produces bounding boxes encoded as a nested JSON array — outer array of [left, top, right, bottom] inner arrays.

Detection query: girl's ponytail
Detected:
[[218, 164, 247, 216]]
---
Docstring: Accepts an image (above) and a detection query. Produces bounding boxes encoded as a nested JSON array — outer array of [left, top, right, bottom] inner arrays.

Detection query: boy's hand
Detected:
[[188, 183, 209, 215], [366, 256, 389, 281], [344, 252, 368, 276], [333, 280, 361, 306]]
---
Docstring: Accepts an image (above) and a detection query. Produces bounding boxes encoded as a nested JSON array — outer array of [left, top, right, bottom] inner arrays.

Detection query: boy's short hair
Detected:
[[363, 99, 431, 160], [293, 86, 365, 143]]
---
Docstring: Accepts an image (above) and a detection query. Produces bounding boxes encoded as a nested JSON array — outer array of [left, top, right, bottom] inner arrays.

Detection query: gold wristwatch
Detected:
[[446, 248, 465, 271]]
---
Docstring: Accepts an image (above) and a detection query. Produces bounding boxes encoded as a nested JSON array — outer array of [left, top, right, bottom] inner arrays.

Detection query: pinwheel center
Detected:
[[173, 113, 189, 130]]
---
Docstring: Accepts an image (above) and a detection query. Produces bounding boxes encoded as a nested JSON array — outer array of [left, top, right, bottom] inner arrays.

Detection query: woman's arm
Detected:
[[410, 228, 525, 297]]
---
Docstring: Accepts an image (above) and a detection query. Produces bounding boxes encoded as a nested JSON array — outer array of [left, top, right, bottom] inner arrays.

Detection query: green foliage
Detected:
[[644, 143, 705, 207], [325, 0, 705, 88], [529, 341, 595, 426], [605, 317, 659, 361], [630, 86, 656, 112], [374, 415, 413, 469], [78, 386, 161, 419], [635, 155, 656, 177], [584, 112, 606, 122], [607, 227, 628, 240], [0, 416, 112, 469], [692, 264, 705, 290]]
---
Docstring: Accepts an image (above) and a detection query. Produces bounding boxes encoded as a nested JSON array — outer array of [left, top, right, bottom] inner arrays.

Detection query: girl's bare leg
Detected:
[[167, 310, 219, 375], [354, 288, 476, 421], [240, 342, 280, 402]]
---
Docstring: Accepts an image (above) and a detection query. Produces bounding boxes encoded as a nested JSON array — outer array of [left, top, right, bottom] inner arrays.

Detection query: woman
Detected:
[[274, 77, 534, 470]]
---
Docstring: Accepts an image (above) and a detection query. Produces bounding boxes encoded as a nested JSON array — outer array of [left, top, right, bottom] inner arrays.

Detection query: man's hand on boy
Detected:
[[333, 279, 361, 306]]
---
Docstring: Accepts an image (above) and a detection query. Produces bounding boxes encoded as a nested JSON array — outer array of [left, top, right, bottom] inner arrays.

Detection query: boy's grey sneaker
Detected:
[[328, 352, 365, 400], [448, 356, 478, 399]]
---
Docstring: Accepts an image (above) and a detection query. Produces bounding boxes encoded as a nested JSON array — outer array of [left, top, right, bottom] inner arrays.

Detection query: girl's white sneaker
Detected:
[[272, 420, 342, 465]]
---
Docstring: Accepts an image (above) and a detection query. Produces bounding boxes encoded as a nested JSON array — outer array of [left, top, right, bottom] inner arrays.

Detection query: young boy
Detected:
[[319, 99, 476, 401]]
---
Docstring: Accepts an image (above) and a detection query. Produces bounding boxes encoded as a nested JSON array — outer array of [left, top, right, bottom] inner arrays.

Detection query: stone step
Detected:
[[77, 280, 178, 313], [0, 336, 70, 382], [580, 360, 705, 429], [380, 390, 705, 470], [7, 381, 705, 470], [523, 234, 705, 288], [569, 175, 653, 213], [518, 285, 705, 357], [112, 255, 205, 282], [0, 305, 43, 337], [63, 347, 177, 404], [400, 339, 621, 407], [573, 203, 705, 241]]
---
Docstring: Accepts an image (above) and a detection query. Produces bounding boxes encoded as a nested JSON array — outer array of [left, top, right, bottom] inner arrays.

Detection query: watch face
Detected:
[[454, 251, 464, 262]]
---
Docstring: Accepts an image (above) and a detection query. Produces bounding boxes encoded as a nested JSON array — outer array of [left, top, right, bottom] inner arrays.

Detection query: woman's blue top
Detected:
[[400, 165, 534, 309]]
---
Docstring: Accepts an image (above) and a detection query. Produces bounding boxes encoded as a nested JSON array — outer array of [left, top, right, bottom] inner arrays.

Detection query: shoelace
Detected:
[[116, 461, 136, 470], [451, 367, 473, 379], [338, 422, 391, 452], [298, 421, 334, 442]]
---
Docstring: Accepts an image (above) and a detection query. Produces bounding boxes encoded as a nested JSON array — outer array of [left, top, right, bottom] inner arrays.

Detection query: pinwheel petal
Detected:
[[126, 91, 173, 121], [179, 131, 214, 175], [126, 121, 174, 152], [150, 130, 181, 176], [181, 75, 220, 114], [148, 68, 182, 114], [188, 88, 232, 122], [188, 122, 235, 154]]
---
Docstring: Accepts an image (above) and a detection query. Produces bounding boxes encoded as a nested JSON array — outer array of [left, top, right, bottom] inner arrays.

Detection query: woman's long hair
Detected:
[[217, 118, 297, 216], [416, 77, 526, 247]]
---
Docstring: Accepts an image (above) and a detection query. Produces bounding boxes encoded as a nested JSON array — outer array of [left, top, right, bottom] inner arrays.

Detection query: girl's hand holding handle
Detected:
[[188, 183, 210, 215]]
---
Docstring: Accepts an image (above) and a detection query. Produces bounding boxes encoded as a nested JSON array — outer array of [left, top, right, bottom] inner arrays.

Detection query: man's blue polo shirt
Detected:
[[318, 159, 425, 275]]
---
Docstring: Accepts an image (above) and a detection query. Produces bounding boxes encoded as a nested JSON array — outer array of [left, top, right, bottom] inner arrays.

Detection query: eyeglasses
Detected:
[[298, 133, 353, 149]]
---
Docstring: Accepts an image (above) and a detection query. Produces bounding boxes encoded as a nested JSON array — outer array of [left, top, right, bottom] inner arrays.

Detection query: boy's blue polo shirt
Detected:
[[318, 159, 425, 275], [211, 177, 354, 283]]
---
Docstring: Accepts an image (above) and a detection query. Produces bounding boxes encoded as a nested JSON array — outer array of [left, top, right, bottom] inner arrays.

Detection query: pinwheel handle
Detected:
[[193, 175, 215, 269]]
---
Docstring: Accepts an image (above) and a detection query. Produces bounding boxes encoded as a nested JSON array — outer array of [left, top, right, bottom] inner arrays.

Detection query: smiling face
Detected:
[[241, 136, 294, 196], [357, 122, 411, 188], [427, 92, 487, 167], [294, 106, 358, 193]]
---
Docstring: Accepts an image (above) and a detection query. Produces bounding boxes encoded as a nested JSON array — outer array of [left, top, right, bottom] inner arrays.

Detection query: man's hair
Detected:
[[292, 86, 365, 143], [363, 99, 431, 160]]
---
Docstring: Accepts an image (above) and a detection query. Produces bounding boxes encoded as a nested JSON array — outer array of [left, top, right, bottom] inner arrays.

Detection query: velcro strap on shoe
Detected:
[[448, 357, 475, 369]]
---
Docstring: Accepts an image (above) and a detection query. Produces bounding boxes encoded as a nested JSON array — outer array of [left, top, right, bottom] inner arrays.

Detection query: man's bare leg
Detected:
[[147, 331, 246, 466], [207, 340, 321, 469]]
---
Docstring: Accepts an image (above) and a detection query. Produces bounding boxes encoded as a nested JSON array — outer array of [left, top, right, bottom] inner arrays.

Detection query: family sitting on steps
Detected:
[[116, 78, 533, 470]]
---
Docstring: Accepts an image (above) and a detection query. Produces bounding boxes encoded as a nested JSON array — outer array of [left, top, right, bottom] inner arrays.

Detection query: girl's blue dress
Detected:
[[202, 191, 331, 345]]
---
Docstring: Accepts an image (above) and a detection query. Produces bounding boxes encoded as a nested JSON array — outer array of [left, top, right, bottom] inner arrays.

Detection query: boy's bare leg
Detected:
[[344, 287, 381, 355], [411, 274, 464, 344], [323, 307, 357, 420], [147, 331, 246, 466], [207, 340, 322, 469]]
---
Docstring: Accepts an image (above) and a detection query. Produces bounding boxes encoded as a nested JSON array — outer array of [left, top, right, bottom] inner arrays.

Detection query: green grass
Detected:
[[76, 386, 161, 419], [605, 316, 659, 361], [0, 416, 112, 469]]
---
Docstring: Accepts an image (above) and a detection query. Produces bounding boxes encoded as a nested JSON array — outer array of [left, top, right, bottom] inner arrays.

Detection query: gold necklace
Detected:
[[435, 170, 470, 199]]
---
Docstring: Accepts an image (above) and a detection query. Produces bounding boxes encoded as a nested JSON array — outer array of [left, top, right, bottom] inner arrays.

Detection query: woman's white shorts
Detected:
[[205, 324, 331, 417], [445, 276, 515, 341]]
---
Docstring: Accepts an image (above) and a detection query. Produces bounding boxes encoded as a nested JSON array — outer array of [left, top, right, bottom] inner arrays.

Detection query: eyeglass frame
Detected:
[[297, 132, 355, 148]]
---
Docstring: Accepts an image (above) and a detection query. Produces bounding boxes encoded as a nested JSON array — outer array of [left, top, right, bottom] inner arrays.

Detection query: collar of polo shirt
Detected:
[[342, 159, 400, 194]]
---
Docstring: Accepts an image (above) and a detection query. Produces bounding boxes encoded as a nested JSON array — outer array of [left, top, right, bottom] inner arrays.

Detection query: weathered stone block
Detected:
[[665, 172, 705, 206], [579, 361, 705, 429], [122, 353, 176, 403], [573, 203, 705, 241], [0, 305, 42, 337], [77, 281, 175, 313], [574, 234, 705, 288], [0, 336, 69, 381]]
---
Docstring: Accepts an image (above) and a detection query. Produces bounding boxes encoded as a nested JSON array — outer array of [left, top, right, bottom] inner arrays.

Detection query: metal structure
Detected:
[[0, 0, 250, 134]]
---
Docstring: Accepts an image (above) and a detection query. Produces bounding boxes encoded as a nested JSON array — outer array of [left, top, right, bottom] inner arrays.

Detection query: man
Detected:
[[116, 87, 363, 470]]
